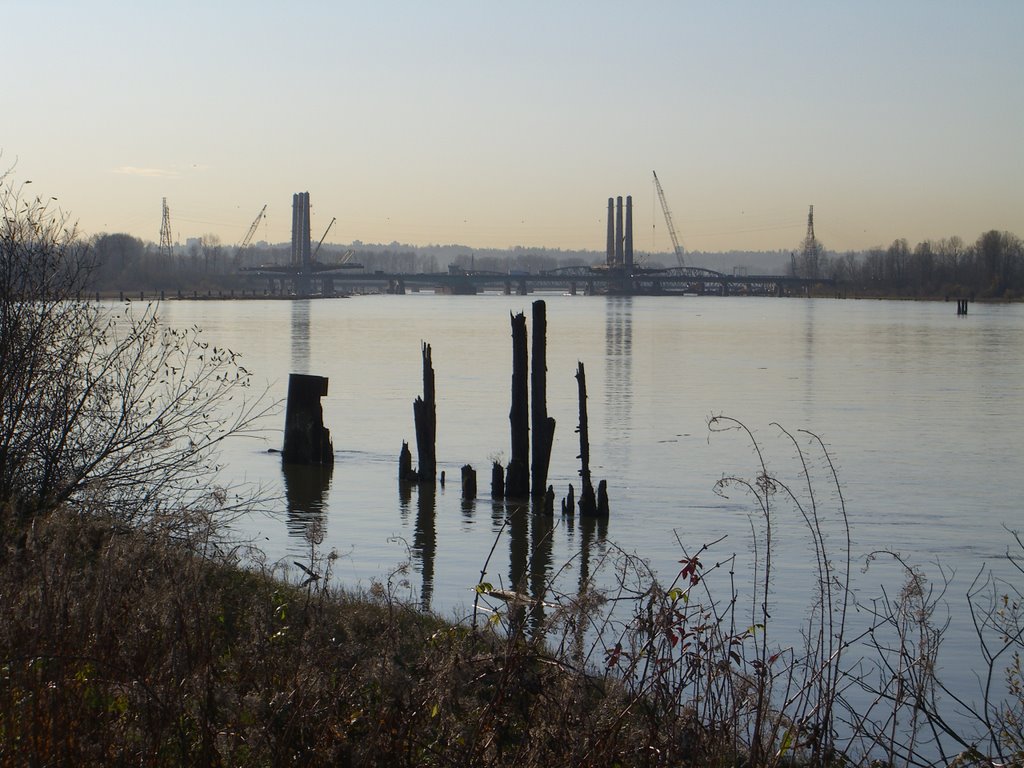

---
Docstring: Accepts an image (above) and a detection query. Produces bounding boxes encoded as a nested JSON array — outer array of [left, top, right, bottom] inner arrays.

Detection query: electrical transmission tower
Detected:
[[799, 204, 822, 279], [159, 198, 173, 261]]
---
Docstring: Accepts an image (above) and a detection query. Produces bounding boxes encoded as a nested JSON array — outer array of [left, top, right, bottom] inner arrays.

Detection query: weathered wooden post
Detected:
[[505, 312, 530, 499], [575, 362, 597, 516], [282, 373, 334, 465], [412, 342, 437, 484], [597, 479, 609, 517], [461, 464, 477, 500], [531, 300, 556, 504], [561, 484, 575, 517], [399, 441, 416, 483], [542, 485, 555, 515], [491, 461, 505, 499]]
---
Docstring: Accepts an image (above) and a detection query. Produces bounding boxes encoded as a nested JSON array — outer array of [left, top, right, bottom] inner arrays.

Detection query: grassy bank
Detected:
[[0, 508, 705, 766]]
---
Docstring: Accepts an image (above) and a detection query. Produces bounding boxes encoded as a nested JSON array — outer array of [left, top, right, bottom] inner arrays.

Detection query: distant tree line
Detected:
[[84, 228, 1021, 299], [794, 230, 1022, 299]]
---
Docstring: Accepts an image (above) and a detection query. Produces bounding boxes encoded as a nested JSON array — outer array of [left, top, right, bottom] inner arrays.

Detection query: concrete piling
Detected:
[[282, 373, 334, 465]]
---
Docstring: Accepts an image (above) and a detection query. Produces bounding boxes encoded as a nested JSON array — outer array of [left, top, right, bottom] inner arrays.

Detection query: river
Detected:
[[159, 293, 1023, 707]]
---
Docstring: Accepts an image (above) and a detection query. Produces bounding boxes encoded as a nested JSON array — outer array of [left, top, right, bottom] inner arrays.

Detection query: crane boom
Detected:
[[652, 171, 685, 268], [241, 204, 267, 248], [313, 217, 336, 260]]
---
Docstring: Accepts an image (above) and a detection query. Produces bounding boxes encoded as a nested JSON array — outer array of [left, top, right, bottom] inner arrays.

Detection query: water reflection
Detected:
[[398, 479, 412, 523], [282, 462, 333, 545], [290, 300, 311, 374], [577, 513, 608, 596], [604, 297, 633, 441], [529, 513, 555, 631], [412, 486, 437, 612], [802, 300, 816, 418], [461, 496, 476, 526]]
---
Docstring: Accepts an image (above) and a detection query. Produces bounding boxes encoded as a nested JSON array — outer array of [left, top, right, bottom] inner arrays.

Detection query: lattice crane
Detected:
[[241, 204, 267, 248], [652, 170, 685, 268]]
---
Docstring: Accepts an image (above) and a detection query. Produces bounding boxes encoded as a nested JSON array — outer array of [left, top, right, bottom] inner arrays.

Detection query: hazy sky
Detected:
[[5, 1, 1022, 254]]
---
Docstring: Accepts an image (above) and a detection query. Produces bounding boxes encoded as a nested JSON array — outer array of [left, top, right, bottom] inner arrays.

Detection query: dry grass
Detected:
[[0, 506, 702, 767]]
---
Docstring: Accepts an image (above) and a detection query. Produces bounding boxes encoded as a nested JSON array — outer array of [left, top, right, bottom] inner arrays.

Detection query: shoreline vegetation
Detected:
[[4, 173, 1024, 765], [0, 507, 725, 766], [93, 290, 1023, 303], [3, 448, 1024, 766], [84, 226, 1022, 303]]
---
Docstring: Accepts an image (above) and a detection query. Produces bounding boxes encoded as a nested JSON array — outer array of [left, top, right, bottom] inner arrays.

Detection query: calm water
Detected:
[[160, 294, 1023, 692]]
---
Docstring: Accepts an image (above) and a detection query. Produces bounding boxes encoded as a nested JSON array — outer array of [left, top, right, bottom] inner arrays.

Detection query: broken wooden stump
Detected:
[[399, 441, 418, 484], [505, 311, 530, 499], [531, 300, 556, 502], [574, 362, 597, 516], [462, 464, 477, 500], [561, 484, 575, 517], [412, 342, 437, 484], [597, 479, 609, 517], [542, 484, 555, 515], [282, 373, 334, 465], [491, 461, 505, 499]]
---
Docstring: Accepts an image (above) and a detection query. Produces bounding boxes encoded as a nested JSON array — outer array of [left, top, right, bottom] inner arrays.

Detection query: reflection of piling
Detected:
[[508, 502, 529, 631], [529, 513, 554, 632], [282, 373, 333, 465], [413, 342, 437, 484], [531, 300, 556, 502], [506, 312, 530, 499], [282, 462, 333, 543], [413, 485, 437, 612]]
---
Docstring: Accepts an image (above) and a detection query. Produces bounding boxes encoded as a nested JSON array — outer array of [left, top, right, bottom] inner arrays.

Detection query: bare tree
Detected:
[[0, 171, 268, 535]]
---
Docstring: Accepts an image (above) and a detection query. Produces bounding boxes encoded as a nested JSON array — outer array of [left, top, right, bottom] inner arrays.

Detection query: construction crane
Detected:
[[240, 204, 267, 248], [652, 171, 685, 268], [312, 216, 336, 261]]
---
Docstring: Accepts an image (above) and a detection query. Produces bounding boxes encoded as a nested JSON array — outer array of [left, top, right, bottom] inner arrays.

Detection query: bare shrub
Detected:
[[0, 170, 268, 538]]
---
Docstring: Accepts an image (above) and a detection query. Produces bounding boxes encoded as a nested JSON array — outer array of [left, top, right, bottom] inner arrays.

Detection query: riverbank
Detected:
[[0, 508, 698, 766]]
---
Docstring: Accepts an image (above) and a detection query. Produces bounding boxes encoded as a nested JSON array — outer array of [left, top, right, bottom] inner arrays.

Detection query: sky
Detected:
[[4, 1, 1022, 255]]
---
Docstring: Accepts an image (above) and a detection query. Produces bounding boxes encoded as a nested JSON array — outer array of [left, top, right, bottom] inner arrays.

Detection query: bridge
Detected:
[[241, 191, 831, 298], [244, 263, 828, 298]]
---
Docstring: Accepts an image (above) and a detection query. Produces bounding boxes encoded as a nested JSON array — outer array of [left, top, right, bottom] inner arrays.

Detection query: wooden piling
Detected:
[[461, 464, 477, 500], [282, 373, 334, 465], [413, 342, 437, 484], [491, 461, 505, 499], [575, 362, 597, 517], [543, 485, 555, 515], [399, 441, 416, 483], [531, 300, 556, 502], [561, 484, 575, 517], [487, 462, 503, 499], [506, 312, 530, 499], [597, 479, 609, 517]]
